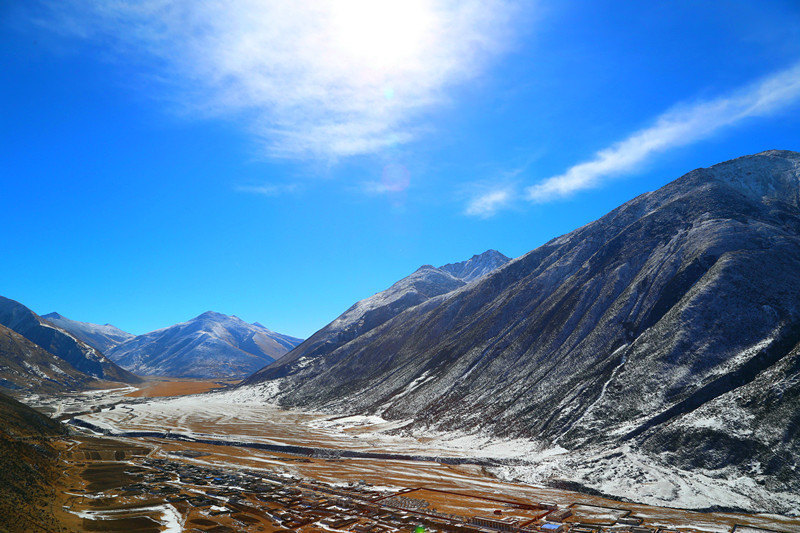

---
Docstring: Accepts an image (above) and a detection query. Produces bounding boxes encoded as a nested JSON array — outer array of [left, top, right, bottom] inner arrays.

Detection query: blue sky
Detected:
[[2, 1, 800, 338]]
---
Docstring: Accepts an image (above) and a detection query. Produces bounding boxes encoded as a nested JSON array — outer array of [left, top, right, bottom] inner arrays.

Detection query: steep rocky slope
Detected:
[[0, 297, 140, 384], [240, 150, 800, 511], [107, 311, 303, 379], [41, 312, 134, 353], [0, 323, 95, 393], [243, 249, 509, 386]]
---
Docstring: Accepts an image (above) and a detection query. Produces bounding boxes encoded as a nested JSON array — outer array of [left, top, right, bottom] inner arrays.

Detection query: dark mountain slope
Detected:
[[0, 392, 67, 532], [41, 312, 134, 353], [0, 296, 140, 384], [241, 150, 800, 505], [0, 323, 95, 393], [243, 249, 509, 385], [107, 311, 303, 379]]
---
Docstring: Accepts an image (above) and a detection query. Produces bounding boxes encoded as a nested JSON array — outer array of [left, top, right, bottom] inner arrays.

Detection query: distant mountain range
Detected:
[[103, 311, 303, 379], [238, 150, 800, 511], [4, 149, 800, 512], [0, 293, 302, 389], [0, 296, 139, 388], [41, 313, 134, 353]]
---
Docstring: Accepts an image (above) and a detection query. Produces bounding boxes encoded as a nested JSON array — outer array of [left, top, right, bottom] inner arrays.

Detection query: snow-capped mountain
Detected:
[[41, 313, 134, 353], [107, 311, 303, 379], [242, 249, 510, 386], [0, 323, 95, 393], [239, 150, 800, 512], [439, 249, 510, 281], [0, 296, 140, 384]]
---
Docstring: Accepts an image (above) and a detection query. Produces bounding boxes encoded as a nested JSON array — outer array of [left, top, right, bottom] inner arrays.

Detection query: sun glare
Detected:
[[326, 0, 436, 75], [48, 0, 509, 156]]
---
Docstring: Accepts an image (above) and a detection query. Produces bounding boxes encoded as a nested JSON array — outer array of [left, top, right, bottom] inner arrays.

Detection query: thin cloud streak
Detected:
[[235, 183, 300, 196], [41, 0, 517, 160], [527, 61, 800, 202], [463, 163, 532, 218], [465, 187, 514, 218]]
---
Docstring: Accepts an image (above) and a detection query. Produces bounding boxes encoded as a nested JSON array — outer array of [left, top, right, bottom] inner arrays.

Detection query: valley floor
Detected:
[[19, 385, 800, 533], [123, 377, 235, 398]]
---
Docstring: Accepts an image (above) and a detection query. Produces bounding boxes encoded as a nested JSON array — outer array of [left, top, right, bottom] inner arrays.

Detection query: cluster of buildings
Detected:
[[72, 447, 740, 533]]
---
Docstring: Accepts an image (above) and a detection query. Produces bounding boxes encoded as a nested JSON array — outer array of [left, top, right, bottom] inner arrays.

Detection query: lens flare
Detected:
[[381, 163, 411, 192]]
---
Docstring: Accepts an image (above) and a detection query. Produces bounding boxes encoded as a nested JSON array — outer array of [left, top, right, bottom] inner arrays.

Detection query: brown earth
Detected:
[[6, 388, 800, 533], [8, 423, 800, 533], [0, 392, 68, 533], [140, 437, 800, 533], [125, 378, 237, 398]]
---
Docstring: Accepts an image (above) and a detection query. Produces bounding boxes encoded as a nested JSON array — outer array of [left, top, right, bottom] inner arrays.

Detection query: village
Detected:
[[57, 434, 779, 533]]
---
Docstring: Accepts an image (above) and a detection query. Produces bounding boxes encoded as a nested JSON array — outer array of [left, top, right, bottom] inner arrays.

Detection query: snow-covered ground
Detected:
[[66, 504, 183, 531], [67, 384, 800, 517], [22, 385, 138, 418]]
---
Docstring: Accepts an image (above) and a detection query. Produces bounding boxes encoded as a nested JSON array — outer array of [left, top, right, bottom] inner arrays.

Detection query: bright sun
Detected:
[[326, 0, 437, 75]]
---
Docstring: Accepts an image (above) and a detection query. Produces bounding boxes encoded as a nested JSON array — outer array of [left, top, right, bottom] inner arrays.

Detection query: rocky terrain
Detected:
[[0, 296, 140, 384], [0, 323, 95, 393], [42, 312, 134, 353], [107, 311, 303, 379], [240, 150, 800, 512], [439, 249, 511, 281]]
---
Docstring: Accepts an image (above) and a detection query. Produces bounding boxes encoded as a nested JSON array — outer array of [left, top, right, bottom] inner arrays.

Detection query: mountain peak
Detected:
[[439, 249, 511, 282], [705, 149, 800, 208], [754, 149, 800, 158], [194, 310, 229, 321], [107, 312, 303, 379], [42, 312, 63, 320]]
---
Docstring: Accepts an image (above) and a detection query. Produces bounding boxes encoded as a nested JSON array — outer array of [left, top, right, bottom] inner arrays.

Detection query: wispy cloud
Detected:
[[40, 0, 517, 160], [465, 187, 514, 218], [235, 183, 301, 197], [463, 162, 534, 218], [527, 61, 800, 202]]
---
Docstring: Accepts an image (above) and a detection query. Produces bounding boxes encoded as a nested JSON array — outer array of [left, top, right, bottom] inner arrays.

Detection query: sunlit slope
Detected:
[[108, 311, 303, 379], [42, 312, 134, 353], [242, 150, 800, 491]]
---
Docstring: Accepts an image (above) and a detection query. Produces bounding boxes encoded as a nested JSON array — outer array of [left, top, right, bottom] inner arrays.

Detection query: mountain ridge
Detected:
[[0, 323, 96, 393], [236, 150, 800, 512], [0, 296, 140, 384], [41, 312, 134, 353], [242, 249, 510, 386]]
